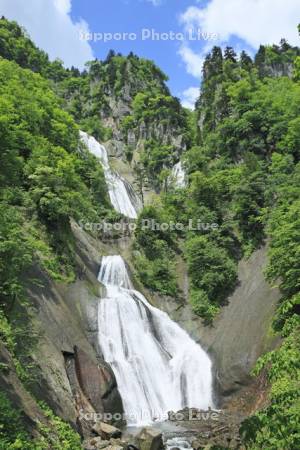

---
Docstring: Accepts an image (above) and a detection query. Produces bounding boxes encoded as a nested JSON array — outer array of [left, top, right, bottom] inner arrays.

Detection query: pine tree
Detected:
[[224, 46, 237, 63], [254, 45, 266, 77], [105, 49, 116, 64], [204, 46, 223, 78], [279, 38, 291, 52], [240, 51, 253, 71]]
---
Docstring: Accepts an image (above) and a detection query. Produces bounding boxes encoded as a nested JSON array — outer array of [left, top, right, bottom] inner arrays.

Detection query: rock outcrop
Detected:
[[74, 347, 123, 418], [92, 422, 122, 440], [150, 245, 281, 404], [14, 221, 126, 436], [167, 407, 243, 450], [0, 342, 51, 438], [135, 427, 164, 450]]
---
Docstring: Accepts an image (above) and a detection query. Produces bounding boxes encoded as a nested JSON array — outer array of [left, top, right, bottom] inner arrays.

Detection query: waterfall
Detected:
[[171, 161, 186, 188], [98, 255, 213, 426], [80, 131, 138, 219]]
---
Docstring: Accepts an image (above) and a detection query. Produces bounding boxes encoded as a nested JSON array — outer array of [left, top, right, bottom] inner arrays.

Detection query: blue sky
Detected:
[[1, 0, 300, 108]]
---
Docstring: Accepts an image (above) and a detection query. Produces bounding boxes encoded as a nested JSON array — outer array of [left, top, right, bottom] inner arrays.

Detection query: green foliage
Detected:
[[131, 92, 186, 127], [0, 57, 111, 310], [0, 204, 33, 307], [0, 393, 82, 450], [198, 44, 300, 164], [190, 289, 219, 324], [265, 163, 300, 296], [293, 55, 300, 80], [231, 154, 266, 251], [255, 40, 300, 78], [0, 17, 80, 83], [240, 149, 300, 449], [272, 293, 300, 335], [241, 325, 300, 450], [38, 402, 82, 450], [266, 199, 300, 295], [0, 18, 50, 76], [79, 115, 113, 142], [133, 205, 177, 296], [0, 311, 15, 354], [58, 52, 174, 141], [134, 251, 177, 296], [185, 235, 237, 307], [2, 17, 300, 449], [0, 391, 38, 450], [140, 140, 175, 190], [120, 114, 136, 134]]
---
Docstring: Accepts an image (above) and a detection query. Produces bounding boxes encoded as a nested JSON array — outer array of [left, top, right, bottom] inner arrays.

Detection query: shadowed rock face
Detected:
[[74, 346, 123, 416], [17, 222, 125, 432], [9, 213, 280, 435], [199, 245, 281, 398], [135, 427, 164, 450], [0, 342, 49, 437], [150, 245, 281, 403]]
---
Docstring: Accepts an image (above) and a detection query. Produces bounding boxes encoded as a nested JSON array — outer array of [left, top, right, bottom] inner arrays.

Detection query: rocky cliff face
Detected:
[[146, 245, 281, 407], [1, 221, 126, 438], [68, 219, 280, 413], [59, 54, 188, 193], [2, 212, 280, 439]]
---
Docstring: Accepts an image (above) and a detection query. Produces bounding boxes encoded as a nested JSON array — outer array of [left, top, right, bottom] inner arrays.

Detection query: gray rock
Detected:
[[102, 446, 124, 450], [75, 347, 123, 417], [83, 437, 105, 449], [148, 245, 281, 401], [135, 427, 164, 450], [19, 220, 125, 431], [92, 422, 122, 439]]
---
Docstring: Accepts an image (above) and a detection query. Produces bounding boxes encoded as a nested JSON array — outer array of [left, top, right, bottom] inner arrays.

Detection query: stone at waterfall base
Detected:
[[168, 408, 243, 449], [135, 427, 164, 450], [83, 437, 125, 450], [92, 422, 122, 439], [83, 437, 110, 450]]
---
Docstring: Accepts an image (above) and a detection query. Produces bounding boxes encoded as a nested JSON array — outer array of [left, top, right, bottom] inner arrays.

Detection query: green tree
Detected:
[[185, 235, 237, 306]]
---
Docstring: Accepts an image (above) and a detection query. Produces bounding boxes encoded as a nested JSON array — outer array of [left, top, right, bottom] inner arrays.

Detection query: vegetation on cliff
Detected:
[[0, 16, 299, 450], [132, 39, 300, 449], [0, 22, 112, 446]]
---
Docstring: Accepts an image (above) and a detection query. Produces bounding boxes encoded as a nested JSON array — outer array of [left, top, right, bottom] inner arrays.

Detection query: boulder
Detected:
[[92, 422, 122, 439], [74, 347, 124, 417], [83, 437, 107, 450], [102, 446, 124, 450], [135, 427, 164, 450]]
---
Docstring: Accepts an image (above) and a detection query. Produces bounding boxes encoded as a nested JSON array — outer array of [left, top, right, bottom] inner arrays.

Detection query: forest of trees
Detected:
[[0, 16, 299, 450], [133, 42, 300, 449]]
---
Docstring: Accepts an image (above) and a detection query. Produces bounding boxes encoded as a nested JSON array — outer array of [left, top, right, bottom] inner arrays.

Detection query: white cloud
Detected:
[[178, 44, 204, 79], [0, 0, 94, 70], [178, 0, 300, 82], [180, 86, 200, 110], [54, 0, 71, 14], [181, 0, 300, 49]]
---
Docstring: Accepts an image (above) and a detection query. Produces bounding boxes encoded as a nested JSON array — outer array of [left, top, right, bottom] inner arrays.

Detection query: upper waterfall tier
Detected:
[[80, 131, 139, 219], [171, 161, 186, 188], [97, 255, 213, 426]]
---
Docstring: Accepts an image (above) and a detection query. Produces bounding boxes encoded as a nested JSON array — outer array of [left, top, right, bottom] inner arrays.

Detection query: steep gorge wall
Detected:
[[1, 222, 126, 437], [144, 245, 281, 405], [2, 217, 281, 434]]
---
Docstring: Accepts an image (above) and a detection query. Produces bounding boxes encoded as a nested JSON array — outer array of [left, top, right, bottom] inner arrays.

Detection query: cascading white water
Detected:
[[80, 131, 138, 219], [98, 255, 213, 426], [166, 437, 192, 450], [171, 161, 186, 188]]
